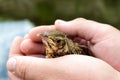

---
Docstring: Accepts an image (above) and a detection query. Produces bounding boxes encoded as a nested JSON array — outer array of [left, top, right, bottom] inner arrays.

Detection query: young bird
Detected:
[[37, 30, 89, 58]]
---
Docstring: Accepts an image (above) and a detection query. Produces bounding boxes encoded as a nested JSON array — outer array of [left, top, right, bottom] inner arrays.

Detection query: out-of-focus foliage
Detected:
[[0, 0, 120, 29]]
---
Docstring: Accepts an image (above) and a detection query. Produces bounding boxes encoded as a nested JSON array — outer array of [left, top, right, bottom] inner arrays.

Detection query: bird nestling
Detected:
[[37, 30, 89, 58]]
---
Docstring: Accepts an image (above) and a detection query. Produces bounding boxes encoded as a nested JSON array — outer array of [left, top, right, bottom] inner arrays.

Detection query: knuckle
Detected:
[[74, 18, 86, 22], [16, 59, 28, 79], [101, 23, 115, 32]]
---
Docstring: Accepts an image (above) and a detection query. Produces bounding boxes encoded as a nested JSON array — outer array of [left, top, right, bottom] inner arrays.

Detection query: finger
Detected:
[[28, 25, 56, 42], [7, 56, 91, 80], [8, 72, 23, 80], [9, 37, 24, 58], [20, 39, 45, 55], [55, 18, 117, 44], [24, 34, 29, 39], [73, 37, 88, 45], [7, 56, 48, 80], [29, 54, 45, 58], [7, 55, 119, 80]]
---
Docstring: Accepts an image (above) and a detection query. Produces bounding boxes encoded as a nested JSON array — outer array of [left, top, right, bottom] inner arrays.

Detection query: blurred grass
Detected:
[[0, 0, 120, 29]]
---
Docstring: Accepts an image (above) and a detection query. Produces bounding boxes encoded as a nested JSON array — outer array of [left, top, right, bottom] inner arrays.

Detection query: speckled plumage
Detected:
[[38, 30, 89, 58]]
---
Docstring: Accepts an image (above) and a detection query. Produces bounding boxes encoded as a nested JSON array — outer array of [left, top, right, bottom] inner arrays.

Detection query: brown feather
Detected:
[[37, 30, 89, 58]]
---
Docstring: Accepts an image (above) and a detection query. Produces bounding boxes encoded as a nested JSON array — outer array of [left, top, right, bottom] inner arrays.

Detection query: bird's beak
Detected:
[[37, 33, 48, 45], [37, 33, 48, 39]]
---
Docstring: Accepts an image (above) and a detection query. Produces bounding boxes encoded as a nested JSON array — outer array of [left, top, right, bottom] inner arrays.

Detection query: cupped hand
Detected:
[[21, 18, 120, 71], [54, 18, 120, 71], [7, 37, 120, 80], [7, 18, 120, 80]]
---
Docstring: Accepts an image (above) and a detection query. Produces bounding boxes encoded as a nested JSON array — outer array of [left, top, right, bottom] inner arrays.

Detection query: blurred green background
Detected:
[[0, 0, 120, 29]]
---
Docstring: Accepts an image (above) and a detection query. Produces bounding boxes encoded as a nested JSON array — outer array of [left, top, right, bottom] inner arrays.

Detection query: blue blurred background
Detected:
[[0, 20, 34, 80], [0, 0, 120, 79]]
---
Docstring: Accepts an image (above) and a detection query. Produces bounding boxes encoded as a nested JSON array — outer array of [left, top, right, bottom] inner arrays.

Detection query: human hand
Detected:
[[7, 18, 120, 80], [7, 37, 120, 80], [54, 18, 120, 71]]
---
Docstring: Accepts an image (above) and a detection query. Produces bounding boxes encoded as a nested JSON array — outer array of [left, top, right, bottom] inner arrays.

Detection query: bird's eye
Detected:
[[56, 39, 61, 43]]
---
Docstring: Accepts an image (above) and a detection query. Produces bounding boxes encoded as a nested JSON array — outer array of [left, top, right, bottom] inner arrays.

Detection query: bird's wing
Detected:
[[66, 39, 83, 54]]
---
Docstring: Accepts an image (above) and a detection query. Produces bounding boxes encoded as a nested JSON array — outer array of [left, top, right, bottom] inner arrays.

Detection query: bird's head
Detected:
[[37, 30, 67, 51]]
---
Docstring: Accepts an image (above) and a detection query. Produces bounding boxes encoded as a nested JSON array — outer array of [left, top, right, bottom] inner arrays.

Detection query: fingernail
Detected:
[[7, 58, 16, 72], [55, 20, 67, 26]]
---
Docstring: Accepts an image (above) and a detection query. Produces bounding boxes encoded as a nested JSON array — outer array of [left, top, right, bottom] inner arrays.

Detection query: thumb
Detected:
[[7, 56, 48, 80], [55, 18, 117, 43]]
